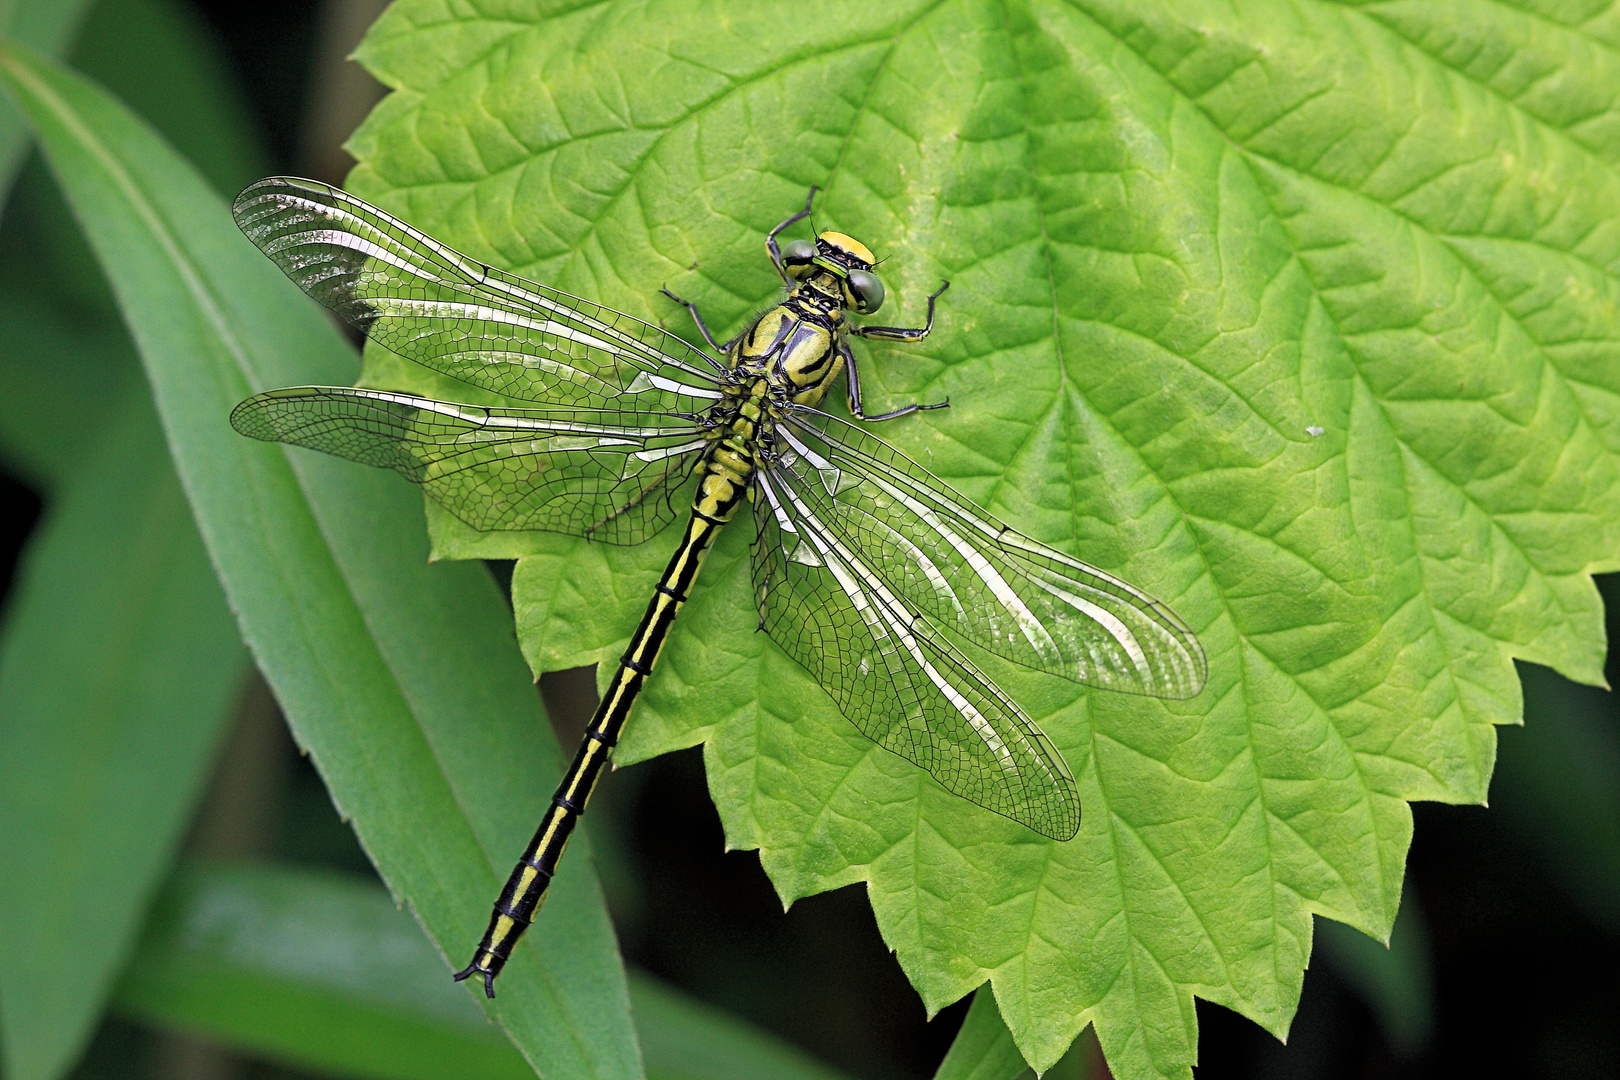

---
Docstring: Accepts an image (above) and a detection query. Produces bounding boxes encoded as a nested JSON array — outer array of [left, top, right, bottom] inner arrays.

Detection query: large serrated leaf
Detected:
[[321, 1, 1620, 1076]]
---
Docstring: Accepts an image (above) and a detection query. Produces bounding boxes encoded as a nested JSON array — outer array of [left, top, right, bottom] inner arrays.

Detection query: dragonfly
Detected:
[[229, 177, 1207, 997]]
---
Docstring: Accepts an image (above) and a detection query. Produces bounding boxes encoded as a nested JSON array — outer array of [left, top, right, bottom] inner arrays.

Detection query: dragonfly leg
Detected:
[[766, 187, 819, 286], [660, 288, 728, 354], [851, 280, 950, 343], [842, 336, 950, 422]]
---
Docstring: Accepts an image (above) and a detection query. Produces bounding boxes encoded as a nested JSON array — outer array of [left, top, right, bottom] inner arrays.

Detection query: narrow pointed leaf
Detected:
[[931, 992, 1033, 1080], [0, 0, 94, 196], [0, 3, 311, 1072], [0, 278, 136, 489], [0, 43, 640, 1079], [116, 864, 541, 1080], [0, 395, 244, 1080], [1314, 898, 1434, 1055]]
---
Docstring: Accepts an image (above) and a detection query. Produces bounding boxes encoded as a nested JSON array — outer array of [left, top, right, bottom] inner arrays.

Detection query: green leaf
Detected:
[[1494, 660, 1620, 932], [0, 393, 245, 1080], [116, 863, 857, 1080], [68, 0, 267, 196], [337, 1, 1620, 1076], [0, 0, 271, 488], [1313, 895, 1433, 1056], [930, 992, 1103, 1080], [0, 0, 94, 197], [0, 269, 137, 489], [626, 973, 855, 1080], [932, 992, 1034, 1080], [0, 3, 344, 1075], [116, 863, 541, 1080], [0, 43, 642, 1080]]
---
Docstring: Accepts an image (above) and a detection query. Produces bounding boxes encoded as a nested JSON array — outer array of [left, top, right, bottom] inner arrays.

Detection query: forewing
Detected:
[[752, 470, 1081, 841], [232, 386, 704, 544], [776, 411, 1207, 700], [232, 177, 725, 412]]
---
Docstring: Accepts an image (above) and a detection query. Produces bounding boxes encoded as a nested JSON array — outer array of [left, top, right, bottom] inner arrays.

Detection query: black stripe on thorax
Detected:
[[784, 292, 842, 328], [746, 311, 796, 354]]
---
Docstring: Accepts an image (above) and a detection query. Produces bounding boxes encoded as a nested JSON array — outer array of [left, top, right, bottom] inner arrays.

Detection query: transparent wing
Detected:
[[771, 410, 1207, 700], [233, 177, 726, 413], [752, 470, 1081, 841], [232, 386, 705, 544]]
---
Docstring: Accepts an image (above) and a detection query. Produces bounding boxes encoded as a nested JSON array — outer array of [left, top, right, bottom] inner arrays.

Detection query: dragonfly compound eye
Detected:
[[781, 238, 818, 280], [845, 269, 885, 314]]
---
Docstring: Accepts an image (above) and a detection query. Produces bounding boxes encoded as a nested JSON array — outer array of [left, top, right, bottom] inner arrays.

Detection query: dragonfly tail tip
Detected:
[[453, 961, 497, 999]]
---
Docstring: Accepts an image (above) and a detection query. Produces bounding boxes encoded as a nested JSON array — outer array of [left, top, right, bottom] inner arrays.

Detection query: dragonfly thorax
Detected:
[[725, 303, 846, 412]]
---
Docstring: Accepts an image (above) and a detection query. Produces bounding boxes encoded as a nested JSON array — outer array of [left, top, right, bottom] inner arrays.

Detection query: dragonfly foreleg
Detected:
[[851, 280, 950, 343], [661, 287, 728, 353], [766, 187, 819, 286]]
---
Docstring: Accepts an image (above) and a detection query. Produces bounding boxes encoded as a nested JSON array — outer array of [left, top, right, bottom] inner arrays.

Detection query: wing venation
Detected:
[[232, 385, 704, 543], [233, 177, 724, 413], [775, 410, 1207, 700], [752, 470, 1081, 840]]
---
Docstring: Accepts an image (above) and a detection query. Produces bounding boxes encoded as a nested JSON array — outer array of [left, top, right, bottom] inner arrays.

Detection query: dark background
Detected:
[[2, 0, 1616, 1077]]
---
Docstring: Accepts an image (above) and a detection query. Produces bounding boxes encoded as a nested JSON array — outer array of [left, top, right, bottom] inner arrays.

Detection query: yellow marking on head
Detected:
[[818, 231, 875, 266]]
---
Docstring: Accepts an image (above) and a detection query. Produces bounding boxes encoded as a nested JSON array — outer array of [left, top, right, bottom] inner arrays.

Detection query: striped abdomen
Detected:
[[454, 443, 751, 996]]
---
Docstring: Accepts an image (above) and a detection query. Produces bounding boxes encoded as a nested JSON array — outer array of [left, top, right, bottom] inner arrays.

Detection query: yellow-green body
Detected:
[[454, 211, 948, 997]]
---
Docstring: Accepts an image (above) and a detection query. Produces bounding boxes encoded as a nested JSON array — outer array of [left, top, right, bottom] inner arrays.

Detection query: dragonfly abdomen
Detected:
[[454, 442, 751, 997]]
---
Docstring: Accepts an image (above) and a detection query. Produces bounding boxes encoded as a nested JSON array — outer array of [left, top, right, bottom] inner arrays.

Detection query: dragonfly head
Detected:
[[780, 232, 886, 315]]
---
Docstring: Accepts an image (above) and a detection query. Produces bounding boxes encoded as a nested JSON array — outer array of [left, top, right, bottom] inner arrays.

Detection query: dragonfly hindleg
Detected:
[[841, 336, 951, 422], [661, 287, 727, 353]]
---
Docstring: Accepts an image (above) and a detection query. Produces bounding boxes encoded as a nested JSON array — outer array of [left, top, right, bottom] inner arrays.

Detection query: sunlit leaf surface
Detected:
[[331, 2, 1620, 1075]]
